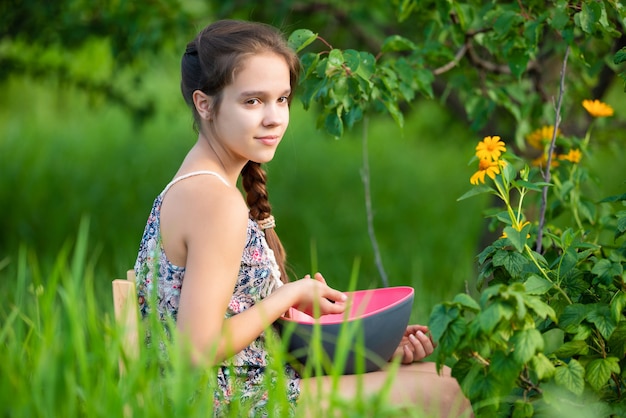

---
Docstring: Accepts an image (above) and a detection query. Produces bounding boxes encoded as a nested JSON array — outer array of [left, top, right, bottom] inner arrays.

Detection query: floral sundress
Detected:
[[134, 171, 300, 416]]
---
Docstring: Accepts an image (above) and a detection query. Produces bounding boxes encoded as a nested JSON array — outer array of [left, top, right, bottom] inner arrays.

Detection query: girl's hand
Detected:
[[288, 272, 346, 317], [392, 324, 435, 364]]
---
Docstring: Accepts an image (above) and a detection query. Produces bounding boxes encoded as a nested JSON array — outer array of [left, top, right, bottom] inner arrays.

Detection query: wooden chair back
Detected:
[[112, 269, 139, 374]]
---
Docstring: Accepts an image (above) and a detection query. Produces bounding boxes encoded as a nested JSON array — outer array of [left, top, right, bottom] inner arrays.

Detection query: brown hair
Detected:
[[180, 20, 299, 283]]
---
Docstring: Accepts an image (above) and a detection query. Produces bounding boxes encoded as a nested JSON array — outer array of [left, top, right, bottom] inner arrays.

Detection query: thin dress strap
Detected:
[[160, 170, 231, 196]]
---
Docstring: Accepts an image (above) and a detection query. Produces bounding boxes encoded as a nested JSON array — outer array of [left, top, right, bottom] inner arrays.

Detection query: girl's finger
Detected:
[[414, 330, 434, 356], [403, 344, 414, 364], [409, 333, 427, 360], [406, 324, 429, 335], [313, 272, 327, 284]]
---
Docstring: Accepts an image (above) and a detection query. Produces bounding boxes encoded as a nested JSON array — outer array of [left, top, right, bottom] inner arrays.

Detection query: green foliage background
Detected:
[[0, 59, 489, 321]]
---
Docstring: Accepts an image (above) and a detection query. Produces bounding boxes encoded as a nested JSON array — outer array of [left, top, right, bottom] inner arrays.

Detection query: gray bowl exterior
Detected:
[[275, 294, 414, 375]]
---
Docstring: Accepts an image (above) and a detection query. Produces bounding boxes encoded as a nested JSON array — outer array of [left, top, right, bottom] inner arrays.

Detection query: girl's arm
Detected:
[[170, 180, 344, 365], [211, 276, 346, 364]]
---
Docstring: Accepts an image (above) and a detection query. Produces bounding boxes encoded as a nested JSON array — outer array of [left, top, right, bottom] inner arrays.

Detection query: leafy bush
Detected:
[[429, 99, 626, 416]]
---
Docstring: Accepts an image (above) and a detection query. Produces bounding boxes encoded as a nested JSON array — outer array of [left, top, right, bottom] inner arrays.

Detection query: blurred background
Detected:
[[1, 0, 623, 322]]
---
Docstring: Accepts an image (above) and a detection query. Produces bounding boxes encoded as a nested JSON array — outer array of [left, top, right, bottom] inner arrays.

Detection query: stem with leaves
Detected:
[[493, 171, 573, 304]]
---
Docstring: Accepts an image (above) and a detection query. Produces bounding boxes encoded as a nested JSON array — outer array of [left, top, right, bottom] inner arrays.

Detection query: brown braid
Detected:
[[241, 161, 289, 283]]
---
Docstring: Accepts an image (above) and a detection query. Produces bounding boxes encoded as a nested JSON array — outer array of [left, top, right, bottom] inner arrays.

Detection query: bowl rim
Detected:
[[279, 285, 415, 325]]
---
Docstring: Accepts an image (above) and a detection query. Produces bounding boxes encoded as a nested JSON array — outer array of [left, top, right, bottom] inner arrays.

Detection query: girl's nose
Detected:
[[263, 104, 288, 127]]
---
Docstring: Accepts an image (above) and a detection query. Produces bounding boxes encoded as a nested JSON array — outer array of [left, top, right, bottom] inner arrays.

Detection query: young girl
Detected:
[[134, 19, 471, 417]]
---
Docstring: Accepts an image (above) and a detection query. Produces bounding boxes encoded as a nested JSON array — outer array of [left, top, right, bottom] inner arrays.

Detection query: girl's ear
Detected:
[[192, 90, 213, 120]]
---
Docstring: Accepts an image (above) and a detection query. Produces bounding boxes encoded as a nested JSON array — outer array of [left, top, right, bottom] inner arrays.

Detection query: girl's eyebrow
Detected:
[[239, 89, 292, 98]]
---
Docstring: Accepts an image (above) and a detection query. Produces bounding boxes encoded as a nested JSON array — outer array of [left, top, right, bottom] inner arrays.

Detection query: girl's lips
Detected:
[[256, 136, 280, 146]]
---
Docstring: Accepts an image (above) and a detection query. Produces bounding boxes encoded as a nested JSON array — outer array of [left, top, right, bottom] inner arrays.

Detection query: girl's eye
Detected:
[[246, 98, 261, 105], [278, 96, 289, 103]]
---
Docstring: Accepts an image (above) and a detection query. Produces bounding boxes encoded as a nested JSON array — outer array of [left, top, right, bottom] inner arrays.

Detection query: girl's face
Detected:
[[208, 52, 292, 166]]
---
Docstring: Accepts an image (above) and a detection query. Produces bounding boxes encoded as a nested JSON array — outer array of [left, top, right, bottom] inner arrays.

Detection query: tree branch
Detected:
[[536, 46, 570, 253], [360, 117, 389, 287], [433, 44, 468, 75]]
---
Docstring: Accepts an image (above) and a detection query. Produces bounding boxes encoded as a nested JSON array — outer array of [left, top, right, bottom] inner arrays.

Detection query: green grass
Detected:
[[0, 225, 450, 417]]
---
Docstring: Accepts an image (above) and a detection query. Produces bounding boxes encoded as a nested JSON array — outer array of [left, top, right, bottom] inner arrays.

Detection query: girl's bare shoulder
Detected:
[[161, 174, 249, 246]]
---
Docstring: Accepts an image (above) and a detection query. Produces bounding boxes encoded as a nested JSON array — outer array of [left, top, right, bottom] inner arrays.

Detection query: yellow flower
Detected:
[[531, 153, 559, 168], [526, 126, 560, 150], [475, 136, 506, 161], [582, 99, 614, 117], [558, 149, 582, 164], [470, 158, 500, 185]]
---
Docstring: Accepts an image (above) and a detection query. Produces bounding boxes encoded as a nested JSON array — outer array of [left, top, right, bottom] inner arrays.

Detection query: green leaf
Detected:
[[324, 111, 343, 138], [396, 0, 418, 22], [300, 77, 325, 109], [457, 185, 496, 201], [511, 328, 544, 364], [542, 328, 565, 355], [524, 275, 553, 295], [342, 49, 361, 73], [550, 2, 570, 31], [508, 48, 530, 78], [616, 214, 626, 240], [512, 400, 534, 418], [502, 160, 517, 184], [524, 19, 543, 47], [503, 224, 530, 253], [381, 35, 417, 52], [523, 294, 556, 321], [344, 105, 363, 129], [439, 317, 467, 355], [514, 179, 551, 192], [585, 357, 620, 391], [554, 359, 585, 396], [578, 197, 597, 225], [463, 365, 501, 406], [610, 292, 626, 323], [614, 47, 626, 65], [531, 352, 556, 380], [326, 49, 344, 76], [354, 51, 376, 81], [494, 10, 522, 38], [513, 291, 527, 321], [491, 350, 523, 385], [450, 357, 473, 384], [492, 250, 528, 278], [428, 304, 460, 342], [559, 304, 589, 333], [599, 192, 626, 203], [608, 321, 626, 357], [480, 284, 506, 307], [587, 305, 617, 339], [592, 258, 623, 285], [413, 68, 434, 98], [559, 180, 575, 201], [578, 1, 602, 34], [478, 302, 512, 334], [288, 29, 318, 53], [382, 98, 404, 127], [300, 52, 321, 79], [453, 293, 480, 311], [554, 340, 589, 358]]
